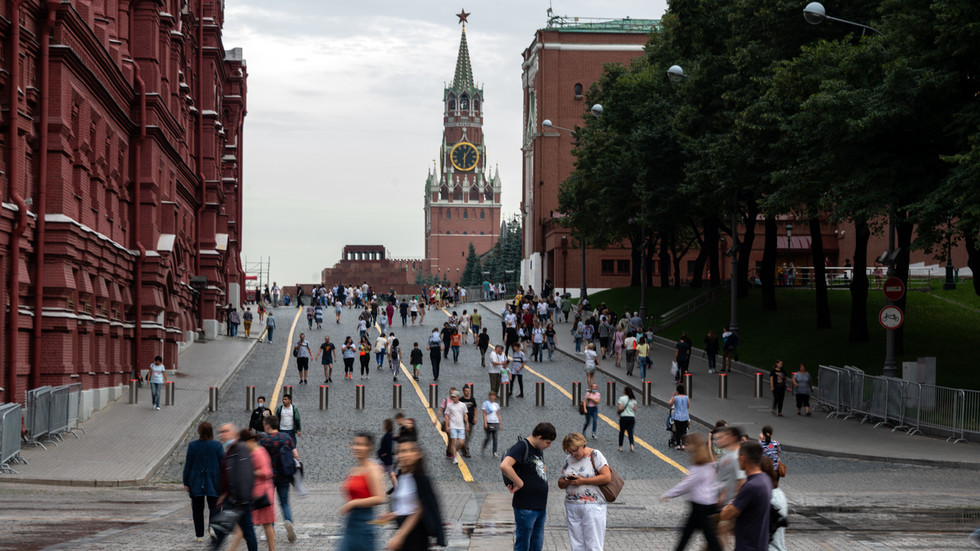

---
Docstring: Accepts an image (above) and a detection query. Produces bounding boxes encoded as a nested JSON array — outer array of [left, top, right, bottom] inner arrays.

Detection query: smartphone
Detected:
[[565, 475, 578, 480]]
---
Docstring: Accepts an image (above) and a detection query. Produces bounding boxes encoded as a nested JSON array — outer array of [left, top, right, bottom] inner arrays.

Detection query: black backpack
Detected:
[[276, 440, 297, 478], [501, 437, 531, 489]]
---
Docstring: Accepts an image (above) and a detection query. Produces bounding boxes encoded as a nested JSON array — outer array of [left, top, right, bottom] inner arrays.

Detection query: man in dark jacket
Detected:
[[248, 396, 271, 434], [213, 423, 256, 551]]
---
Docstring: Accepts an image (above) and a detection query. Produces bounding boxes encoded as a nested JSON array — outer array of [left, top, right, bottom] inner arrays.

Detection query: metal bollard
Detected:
[[464, 382, 474, 396], [754, 372, 765, 398], [642, 380, 652, 405], [283, 385, 293, 398], [606, 381, 616, 406], [356, 385, 366, 409], [319, 385, 329, 410], [571, 381, 582, 406], [429, 383, 439, 406], [683, 373, 694, 398], [500, 382, 511, 407], [535, 381, 545, 406], [719, 373, 728, 399], [245, 385, 255, 411], [165, 381, 175, 406], [209, 387, 218, 412], [129, 379, 139, 404], [393, 384, 402, 409]]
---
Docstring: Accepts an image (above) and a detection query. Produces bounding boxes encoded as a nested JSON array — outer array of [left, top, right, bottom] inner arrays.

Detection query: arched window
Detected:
[[440, 185, 449, 200], [460, 94, 469, 110], [463, 231, 467, 235], [480, 211, 485, 220], [484, 186, 493, 201], [471, 185, 480, 198], [473, 99, 480, 111], [574, 83, 583, 98], [448, 94, 456, 110], [453, 186, 463, 201], [446, 210, 451, 219], [463, 210, 469, 219]]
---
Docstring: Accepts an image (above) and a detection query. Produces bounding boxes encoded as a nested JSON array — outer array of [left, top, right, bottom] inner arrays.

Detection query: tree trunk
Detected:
[[965, 226, 980, 297], [737, 200, 759, 299], [690, 246, 707, 289], [848, 218, 870, 343], [761, 217, 777, 311], [630, 236, 641, 287], [659, 238, 671, 288], [810, 217, 831, 329], [645, 238, 656, 288], [894, 219, 914, 355], [704, 216, 721, 288]]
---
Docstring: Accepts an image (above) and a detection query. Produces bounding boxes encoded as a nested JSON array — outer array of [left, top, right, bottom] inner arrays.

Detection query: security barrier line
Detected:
[[271, 307, 305, 407]]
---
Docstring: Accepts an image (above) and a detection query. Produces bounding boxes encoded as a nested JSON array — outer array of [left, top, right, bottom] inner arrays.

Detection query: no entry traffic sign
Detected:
[[883, 277, 905, 301], [879, 305, 904, 330]]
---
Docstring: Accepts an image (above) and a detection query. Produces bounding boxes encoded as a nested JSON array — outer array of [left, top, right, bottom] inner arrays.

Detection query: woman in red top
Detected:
[[228, 429, 276, 551], [337, 432, 385, 551]]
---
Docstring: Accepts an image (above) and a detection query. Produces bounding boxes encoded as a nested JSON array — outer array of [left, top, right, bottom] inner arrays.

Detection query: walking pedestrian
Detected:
[[482, 391, 501, 457], [272, 282, 280, 307], [248, 396, 271, 434], [720, 441, 773, 551], [792, 363, 812, 416], [378, 419, 397, 491], [762, 457, 788, 551], [228, 307, 241, 337], [314, 303, 324, 329], [260, 416, 298, 543], [636, 336, 650, 380], [443, 390, 469, 464], [243, 307, 254, 338], [617, 387, 638, 453], [183, 421, 223, 542], [341, 336, 357, 380], [704, 330, 719, 373], [544, 323, 557, 361], [714, 426, 747, 547], [212, 423, 257, 551], [337, 433, 386, 551], [460, 309, 471, 343], [381, 439, 447, 550], [460, 385, 477, 458], [624, 332, 637, 375], [758, 425, 783, 480], [669, 385, 691, 451], [409, 342, 423, 381], [530, 321, 544, 362], [374, 333, 388, 370], [316, 336, 336, 383], [721, 328, 739, 372], [427, 328, 442, 380], [228, 429, 276, 551], [583, 343, 599, 389], [358, 336, 372, 379], [450, 329, 462, 363], [613, 326, 625, 367], [558, 432, 612, 551], [674, 333, 692, 383], [306, 305, 315, 330], [265, 311, 276, 343], [510, 343, 527, 398], [582, 383, 600, 439], [769, 360, 788, 416], [470, 307, 482, 338], [500, 422, 557, 551], [146, 355, 167, 411], [388, 333, 401, 382], [660, 433, 722, 551], [274, 394, 301, 445], [293, 333, 312, 385]]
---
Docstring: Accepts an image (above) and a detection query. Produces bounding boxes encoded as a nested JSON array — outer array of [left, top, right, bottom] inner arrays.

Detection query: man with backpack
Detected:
[[213, 423, 257, 550], [500, 422, 557, 551], [261, 415, 299, 543]]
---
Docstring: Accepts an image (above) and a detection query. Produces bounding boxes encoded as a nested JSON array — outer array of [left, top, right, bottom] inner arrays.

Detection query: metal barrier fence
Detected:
[[0, 403, 26, 474], [816, 365, 978, 443], [66, 383, 85, 436], [24, 386, 53, 449], [48, 385, 71, 442]]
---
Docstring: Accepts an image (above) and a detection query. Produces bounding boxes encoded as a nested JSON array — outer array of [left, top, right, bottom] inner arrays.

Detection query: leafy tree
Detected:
[[461, 243, 482, 286]]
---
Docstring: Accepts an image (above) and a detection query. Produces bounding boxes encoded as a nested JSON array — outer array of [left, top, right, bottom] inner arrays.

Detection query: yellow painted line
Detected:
[[374, 318, 474, 482], [271, 308, 304, 408]]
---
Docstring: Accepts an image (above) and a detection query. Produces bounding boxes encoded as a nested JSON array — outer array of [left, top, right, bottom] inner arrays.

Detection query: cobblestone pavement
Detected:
[[2, 304, 978, 550]]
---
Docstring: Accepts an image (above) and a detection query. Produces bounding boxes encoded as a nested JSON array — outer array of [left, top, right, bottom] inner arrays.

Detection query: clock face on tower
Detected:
[[450, 141, 479, 172]]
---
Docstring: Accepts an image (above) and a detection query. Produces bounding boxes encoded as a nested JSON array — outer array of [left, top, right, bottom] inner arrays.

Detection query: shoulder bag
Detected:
[[590, 451, 624, 502]]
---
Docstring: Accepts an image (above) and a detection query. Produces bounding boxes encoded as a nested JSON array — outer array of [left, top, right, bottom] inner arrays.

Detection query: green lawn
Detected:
[[927, 278, 980, 311], [655, 286, 980, 390]]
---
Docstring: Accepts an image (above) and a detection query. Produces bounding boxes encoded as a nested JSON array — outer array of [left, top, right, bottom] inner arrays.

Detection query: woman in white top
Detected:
[[763, 457, 788, 551], [459, 310, 470, 344], [146, 355, 167, 410], [557, 432, 612, 551], [583, 343, 599, 389], [380, 440, 446, 549], [660, 433, 722, 551], [481, 391, 502, 457], [617, 387, 637, 452]]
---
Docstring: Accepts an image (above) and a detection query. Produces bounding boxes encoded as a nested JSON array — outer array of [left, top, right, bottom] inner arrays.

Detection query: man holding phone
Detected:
[[500, 422, 556, 551]]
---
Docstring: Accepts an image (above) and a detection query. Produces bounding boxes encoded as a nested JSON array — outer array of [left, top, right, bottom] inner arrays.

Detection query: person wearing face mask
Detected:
[[212, 423, 257, 551], [249, 396, 272, 434], [557, 432, 612, 551]]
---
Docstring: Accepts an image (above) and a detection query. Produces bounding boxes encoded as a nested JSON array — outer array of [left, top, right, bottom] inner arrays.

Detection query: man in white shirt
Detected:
[[443, 390, 469, 464], [272, 282, 281, 307], [487, 344, 507, 395]]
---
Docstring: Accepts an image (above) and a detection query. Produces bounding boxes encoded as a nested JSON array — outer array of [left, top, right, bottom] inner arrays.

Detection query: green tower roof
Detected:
[[452, 25, 474, 91]]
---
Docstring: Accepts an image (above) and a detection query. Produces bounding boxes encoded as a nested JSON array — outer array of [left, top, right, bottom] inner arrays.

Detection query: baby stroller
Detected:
[[666, 407, 681, 448]]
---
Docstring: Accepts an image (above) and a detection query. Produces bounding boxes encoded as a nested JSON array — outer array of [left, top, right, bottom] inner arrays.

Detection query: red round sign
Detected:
[[883, 277, 905, 301], [879, 305, 904, 329]]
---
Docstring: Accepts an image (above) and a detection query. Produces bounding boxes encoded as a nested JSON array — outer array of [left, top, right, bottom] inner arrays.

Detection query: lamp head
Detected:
[[804, 2, 826, 25], [591, 104, 603, 118], [785, 224, 793, 238], [542, 119, 554, 128], [667, 65, 687, 83]]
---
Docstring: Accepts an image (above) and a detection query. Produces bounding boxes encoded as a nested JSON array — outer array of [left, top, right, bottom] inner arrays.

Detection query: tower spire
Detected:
[[452, 10, 474, 90]]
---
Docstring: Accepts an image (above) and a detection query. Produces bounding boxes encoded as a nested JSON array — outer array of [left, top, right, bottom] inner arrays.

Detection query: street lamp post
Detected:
[[805, 2, 895, 376], [785, 223, 793, 286], [561, 235, 568, 295]]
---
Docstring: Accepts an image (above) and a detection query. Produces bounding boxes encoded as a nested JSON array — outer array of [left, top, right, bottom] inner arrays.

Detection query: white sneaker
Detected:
[[452, 456, 459, 464], [285, 520, 296, 542]]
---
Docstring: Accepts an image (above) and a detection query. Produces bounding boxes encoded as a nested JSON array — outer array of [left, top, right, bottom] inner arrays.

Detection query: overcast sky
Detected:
[[228, 0, 668, 285]]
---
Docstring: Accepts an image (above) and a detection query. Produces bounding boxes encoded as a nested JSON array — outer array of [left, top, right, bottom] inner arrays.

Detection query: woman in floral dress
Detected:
[[557, 432, 612, 551]]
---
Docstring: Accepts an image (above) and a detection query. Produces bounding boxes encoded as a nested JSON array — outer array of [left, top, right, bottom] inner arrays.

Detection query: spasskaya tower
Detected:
[[423, 10, 502, 282]]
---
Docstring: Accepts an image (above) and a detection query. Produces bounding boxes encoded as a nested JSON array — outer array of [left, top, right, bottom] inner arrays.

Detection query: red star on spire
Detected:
[[456, 9, 470, 25]]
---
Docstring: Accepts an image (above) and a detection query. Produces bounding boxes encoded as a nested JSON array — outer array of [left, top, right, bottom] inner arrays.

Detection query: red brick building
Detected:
[[521, 16, 657, 293], [423, 20, 501, 282], [0, 0, 246, 405], [320, 245, 422, 296]]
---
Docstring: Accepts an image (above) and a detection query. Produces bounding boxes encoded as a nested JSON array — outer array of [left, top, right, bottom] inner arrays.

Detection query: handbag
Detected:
[[579, 401, 587, 415], [590, 452, 625, 503], [253, 493, 272, 509]]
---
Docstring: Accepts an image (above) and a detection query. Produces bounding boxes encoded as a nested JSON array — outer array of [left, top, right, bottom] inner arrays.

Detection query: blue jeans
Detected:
[[150, 382, 162, 407], [583, 405, 598, 434], [452, 345, 460, 361], [267, 326, 274, 342], [275, 476, 293, 523], [575, 337, 582, 352], [546, 339, 555, 360], [638, 356, 649, 380], [338, 507, 376, 551], [213, 504, 257, 551], [513, 508, 546, 551], [375, 351, 385, 367]]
